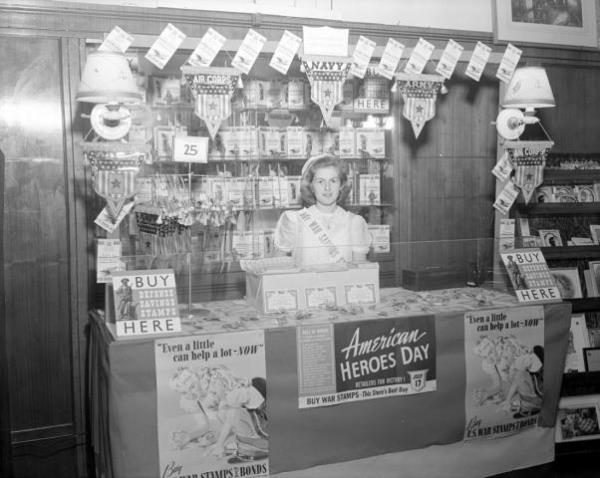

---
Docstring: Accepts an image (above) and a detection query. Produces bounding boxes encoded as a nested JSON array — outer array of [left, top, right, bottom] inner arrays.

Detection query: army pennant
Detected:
[[181, 66, 240, 139], [504, 141, 554, 204], [301, 55, 351, 126], [395, 73, 444, 138], [82, 142, 149, 220]]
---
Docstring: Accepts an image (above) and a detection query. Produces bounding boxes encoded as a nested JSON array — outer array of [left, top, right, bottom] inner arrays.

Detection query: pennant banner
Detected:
[[504, 141, 554, 204], [82, 143, 149, 220], [181, 66, 240, 139], [301, 55, 351, 126], [395, 73, 444, 138]]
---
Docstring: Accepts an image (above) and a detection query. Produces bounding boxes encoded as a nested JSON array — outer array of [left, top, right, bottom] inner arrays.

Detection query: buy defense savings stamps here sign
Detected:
[[297, 316, 436, 408], [111, 269, 181, 337], [500, 249, 560, 303]]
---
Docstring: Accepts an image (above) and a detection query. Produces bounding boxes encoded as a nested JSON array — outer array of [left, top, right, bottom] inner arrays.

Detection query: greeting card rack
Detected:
[[88, 47, 395, 305]]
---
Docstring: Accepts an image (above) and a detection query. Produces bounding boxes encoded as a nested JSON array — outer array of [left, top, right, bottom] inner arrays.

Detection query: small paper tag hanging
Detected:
[[181, 66, 240, 139], [187, 27, 226, 67], [435, 39, 464, 80], [404, 37, 435, 75], [496, 43, 522, 84], [504, 140, 554, 204], [301, 55, 352, 126], [350, 35, 376, 79], [465, 41, 491, 82], [375, 38, 405, 80], [270, 30, 302, 75], [82, 142, 149, 220], [395, 72, 444, 138], [492, 150, 514, 182], [145, 23, 186, 70], [98, 25, 134, 53], [493, 180, 520, 215], [231, 29, 267, 75]]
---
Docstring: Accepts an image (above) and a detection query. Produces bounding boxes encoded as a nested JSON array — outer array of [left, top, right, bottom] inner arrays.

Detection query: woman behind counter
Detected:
[[274, 153, 371, 268]]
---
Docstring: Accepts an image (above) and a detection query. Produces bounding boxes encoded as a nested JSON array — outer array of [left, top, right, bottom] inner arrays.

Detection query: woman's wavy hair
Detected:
[[300, 154, 351, 206]]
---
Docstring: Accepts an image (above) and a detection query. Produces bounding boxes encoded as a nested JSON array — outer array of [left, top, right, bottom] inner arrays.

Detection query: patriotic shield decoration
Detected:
[[182, 66, 240, 139], [301, 55, 351, 126], [504, 141, 553, 204], [408, 369, 429, 392], [395, 73, 444, 139], [82, 143, 148, 220]]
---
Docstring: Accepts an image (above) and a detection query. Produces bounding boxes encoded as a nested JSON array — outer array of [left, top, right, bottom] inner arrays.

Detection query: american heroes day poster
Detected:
[[297, 316, 436, 408], [155, 330, 268, 478], [464, 306, 545, 441]]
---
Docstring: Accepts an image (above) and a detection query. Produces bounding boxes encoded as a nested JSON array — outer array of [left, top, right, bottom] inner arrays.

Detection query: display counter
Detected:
[[88, 287, 571, 478]]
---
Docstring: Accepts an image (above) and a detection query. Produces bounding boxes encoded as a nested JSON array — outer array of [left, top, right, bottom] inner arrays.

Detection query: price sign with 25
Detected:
[[173, 135, 209, 163]]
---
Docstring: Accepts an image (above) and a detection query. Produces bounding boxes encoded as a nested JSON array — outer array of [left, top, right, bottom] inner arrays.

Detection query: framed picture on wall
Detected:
[[555, 396, 600, 443], [493, 0, 598, 48], [583, 347, 600, 372], [538, 229, 563, 247], [550, 267, 583, 299], [590, 224, 600, 244]]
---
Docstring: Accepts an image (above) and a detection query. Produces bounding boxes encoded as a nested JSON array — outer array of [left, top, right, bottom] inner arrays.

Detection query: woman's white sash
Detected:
[[297, 208, 346, 264]]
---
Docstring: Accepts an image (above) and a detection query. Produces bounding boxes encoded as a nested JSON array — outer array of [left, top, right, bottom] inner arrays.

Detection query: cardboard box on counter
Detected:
[[246, 263, 380, 314]]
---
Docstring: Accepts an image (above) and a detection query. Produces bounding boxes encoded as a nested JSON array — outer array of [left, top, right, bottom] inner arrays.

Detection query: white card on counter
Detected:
[[265, 289, 299, 312], [345, 284, 376, 305]]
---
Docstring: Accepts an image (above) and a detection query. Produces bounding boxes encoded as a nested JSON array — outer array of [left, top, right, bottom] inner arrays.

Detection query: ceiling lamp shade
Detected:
[[76, 50, 142, 104], [501, 66, 555, 111]]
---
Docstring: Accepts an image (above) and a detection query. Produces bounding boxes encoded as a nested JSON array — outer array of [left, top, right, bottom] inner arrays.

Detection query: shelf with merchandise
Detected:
[[542, 169, 600, 185], [539, 246, 600, 260], [561, 370, 600, 396], [563, 297, 600, 314], [91, 48, 396, 305], [514, 203, 600, 215], [148, 155, 390, 164]]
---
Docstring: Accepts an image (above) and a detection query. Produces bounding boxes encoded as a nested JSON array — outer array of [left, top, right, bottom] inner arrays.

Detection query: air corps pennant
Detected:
[[301, 55, 351, 126], [181, 66, 240, 139], [82, 142, 149, 220], [504, 140, 554, 204], [395, 73, 444, 138]]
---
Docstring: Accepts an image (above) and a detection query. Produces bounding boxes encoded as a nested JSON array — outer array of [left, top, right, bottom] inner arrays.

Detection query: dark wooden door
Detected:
[[1, 35, 86, 478]]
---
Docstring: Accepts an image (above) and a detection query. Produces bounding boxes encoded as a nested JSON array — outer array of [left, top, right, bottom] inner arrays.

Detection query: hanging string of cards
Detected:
[[98, 23, 523, 140]]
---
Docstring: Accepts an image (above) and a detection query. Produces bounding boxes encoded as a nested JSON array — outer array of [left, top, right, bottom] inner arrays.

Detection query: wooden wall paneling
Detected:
[[392, 86, 415, 277], [540, 65, 600, 153], [0, 147, 11, 478], [391, 72, 498, 286], [62, 35, 91, 475], [11, 437, 79, 478], [0, 34, 83, 477]]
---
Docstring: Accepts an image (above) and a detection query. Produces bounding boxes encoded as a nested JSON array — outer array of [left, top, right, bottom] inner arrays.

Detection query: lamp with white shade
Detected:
[[495, 66, 555, 140], [76, 50, 143, 141]]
